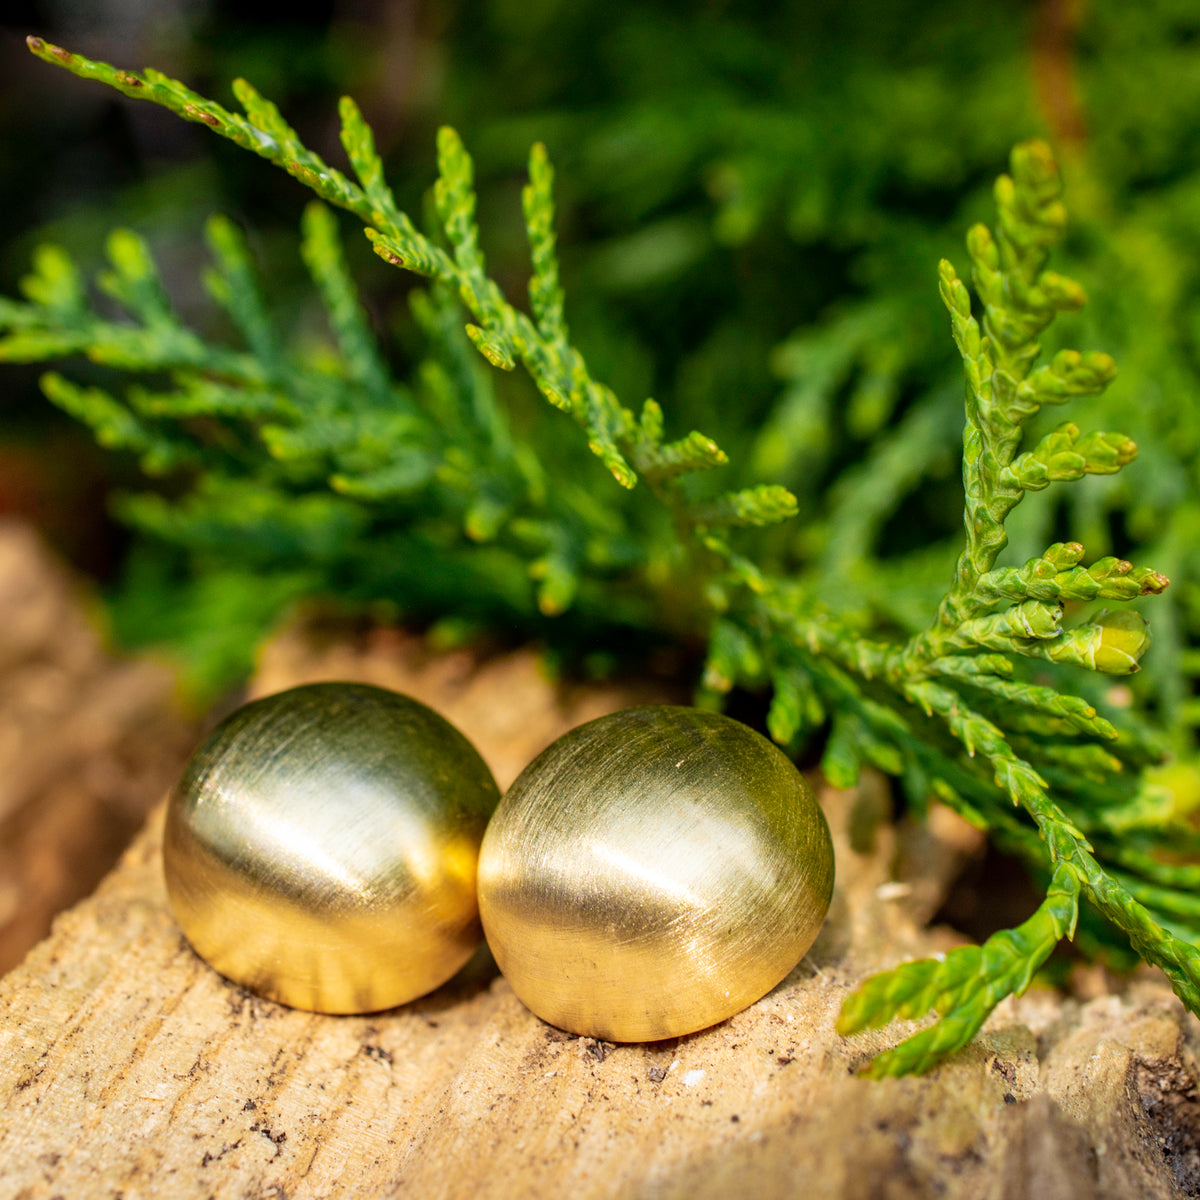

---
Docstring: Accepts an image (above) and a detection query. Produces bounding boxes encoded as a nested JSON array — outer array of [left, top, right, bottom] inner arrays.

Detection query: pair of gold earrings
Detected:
[[164, 680, 834, 1041]]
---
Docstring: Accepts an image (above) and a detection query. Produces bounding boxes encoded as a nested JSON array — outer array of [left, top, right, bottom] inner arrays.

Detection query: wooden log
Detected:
[[1, 545, 1199, 1197], [0, 521, 195, 975]]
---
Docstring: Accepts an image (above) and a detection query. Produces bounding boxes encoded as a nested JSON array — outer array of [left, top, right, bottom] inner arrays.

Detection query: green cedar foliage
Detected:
[[441, 0, 1200, 753], [12, 38, 1200, 1076]]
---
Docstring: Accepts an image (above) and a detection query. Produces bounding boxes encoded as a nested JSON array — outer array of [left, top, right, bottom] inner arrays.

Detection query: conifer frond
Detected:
[[976, 545, 1170, 605], [838, 866, 1079, 1078], [20, 41, 1198, 1079]]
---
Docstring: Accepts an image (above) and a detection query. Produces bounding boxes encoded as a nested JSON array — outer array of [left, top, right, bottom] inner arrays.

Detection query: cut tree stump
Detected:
[[2, 527, 1200, 1198], [0, 520, 196, 975]]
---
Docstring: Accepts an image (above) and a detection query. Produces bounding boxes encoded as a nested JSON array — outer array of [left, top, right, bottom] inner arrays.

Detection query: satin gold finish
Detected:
[[478, 706, 834, 1042], [164, 682, 499, 1014]]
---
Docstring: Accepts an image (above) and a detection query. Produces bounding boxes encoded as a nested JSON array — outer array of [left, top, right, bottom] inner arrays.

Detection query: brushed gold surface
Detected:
[[164, 682, 500, 1014], [477, 706, 834, 1041]]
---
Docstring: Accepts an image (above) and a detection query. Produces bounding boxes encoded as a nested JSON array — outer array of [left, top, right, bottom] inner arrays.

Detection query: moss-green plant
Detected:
[[8, 37, 1200, 1076]]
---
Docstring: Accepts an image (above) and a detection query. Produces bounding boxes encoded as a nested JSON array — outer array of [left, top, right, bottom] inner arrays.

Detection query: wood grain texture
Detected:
[[1, 547, 1199, 1198], [0, 521, 195, 974]]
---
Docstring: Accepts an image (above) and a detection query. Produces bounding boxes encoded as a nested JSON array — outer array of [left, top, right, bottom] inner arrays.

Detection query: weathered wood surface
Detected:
[[0, 521, 195, 974], [2, 528, 1200, 1198]]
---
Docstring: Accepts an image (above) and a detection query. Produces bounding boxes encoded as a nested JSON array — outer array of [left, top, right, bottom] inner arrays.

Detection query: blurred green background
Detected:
[[3, 0, 1200, 727]]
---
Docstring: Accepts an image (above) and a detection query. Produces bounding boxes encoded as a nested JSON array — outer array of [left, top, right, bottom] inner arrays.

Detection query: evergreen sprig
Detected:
[[840, 865, 1079, 1078], [17, 38, 1200, 1075]]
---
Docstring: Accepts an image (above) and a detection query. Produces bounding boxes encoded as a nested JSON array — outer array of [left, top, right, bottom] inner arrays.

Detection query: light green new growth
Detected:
[[17, 37, 1200, 1077], [839, 865, 1079, 1077]]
